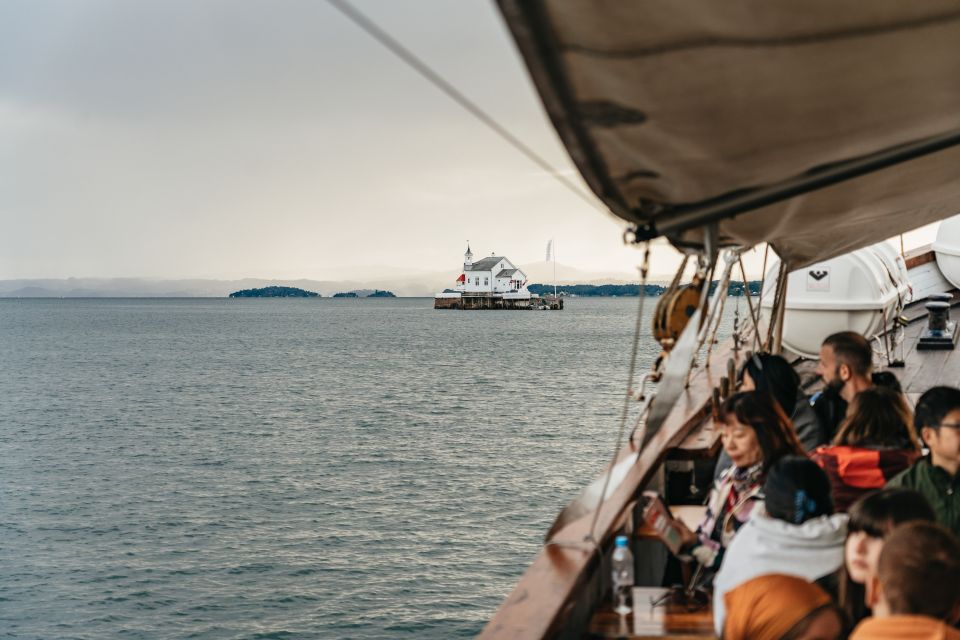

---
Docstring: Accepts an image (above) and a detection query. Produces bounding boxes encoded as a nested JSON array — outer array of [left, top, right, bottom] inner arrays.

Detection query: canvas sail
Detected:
[[497, 0, 960, 269]]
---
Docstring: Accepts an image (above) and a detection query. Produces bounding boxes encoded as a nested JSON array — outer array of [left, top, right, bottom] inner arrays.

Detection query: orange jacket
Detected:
[[851, 615, 960, 640], [811, 445, 919, 512]]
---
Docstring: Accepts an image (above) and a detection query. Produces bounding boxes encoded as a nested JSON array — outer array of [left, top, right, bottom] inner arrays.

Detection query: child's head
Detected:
[[867, 521, 960, 623], [763, 456, 834, 524], [844, 489, 935, 585], [914, 386, 960, 469]]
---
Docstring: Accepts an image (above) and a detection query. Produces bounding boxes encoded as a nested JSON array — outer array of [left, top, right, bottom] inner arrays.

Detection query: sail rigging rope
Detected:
[[704, 253, 740, 365], [325, 0, 606, 214], [765, 261, 789, 352], [738, 255, 762, 347], [586, 242, 651, 546], [754, 245, 771, 351]]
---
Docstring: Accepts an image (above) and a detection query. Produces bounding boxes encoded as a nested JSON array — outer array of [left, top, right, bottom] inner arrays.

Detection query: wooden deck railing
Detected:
[[478, 345, 741, 639]]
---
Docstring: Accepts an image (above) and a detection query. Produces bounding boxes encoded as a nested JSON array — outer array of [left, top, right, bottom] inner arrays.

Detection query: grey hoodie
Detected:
[[712, 512, 847, 635]]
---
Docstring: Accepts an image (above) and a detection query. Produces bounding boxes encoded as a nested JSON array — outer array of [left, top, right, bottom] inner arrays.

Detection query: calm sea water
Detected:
[[0, 297, 737, 639]]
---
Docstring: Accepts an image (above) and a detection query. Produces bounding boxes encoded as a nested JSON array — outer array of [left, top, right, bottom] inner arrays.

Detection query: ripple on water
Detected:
[[0, 297, 737, 638]]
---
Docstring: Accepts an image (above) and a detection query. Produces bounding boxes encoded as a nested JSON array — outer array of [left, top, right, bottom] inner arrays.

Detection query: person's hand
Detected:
[[672, 519, 699, 549]]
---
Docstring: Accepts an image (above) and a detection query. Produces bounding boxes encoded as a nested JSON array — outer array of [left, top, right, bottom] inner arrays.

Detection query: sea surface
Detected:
[[0, 297, 737, 639]]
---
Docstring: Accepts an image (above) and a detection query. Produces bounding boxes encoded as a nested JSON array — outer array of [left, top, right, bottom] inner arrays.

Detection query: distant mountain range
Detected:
[[0, 262, 655, 298]]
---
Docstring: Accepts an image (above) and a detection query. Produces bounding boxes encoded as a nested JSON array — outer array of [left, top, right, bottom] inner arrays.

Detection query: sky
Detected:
[[0, 0, 942, 282]]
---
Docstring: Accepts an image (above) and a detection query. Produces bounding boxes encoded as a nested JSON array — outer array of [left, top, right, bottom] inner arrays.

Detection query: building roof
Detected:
[[496, 269, 519, 277], [466, 256, 504, 272]]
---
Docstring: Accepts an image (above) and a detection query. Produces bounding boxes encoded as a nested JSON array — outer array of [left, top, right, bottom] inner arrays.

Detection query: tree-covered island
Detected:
[[527, 281, 761, 297], [229, 286, 320, 298], [332, 289, 397, 298]]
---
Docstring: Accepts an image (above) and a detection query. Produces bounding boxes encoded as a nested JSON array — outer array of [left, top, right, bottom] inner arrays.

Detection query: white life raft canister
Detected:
[[933, 214, 960, 290], [759, 244, 906, 358]]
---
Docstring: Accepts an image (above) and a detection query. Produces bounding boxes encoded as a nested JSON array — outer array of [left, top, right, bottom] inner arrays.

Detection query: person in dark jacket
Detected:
[[811, 387, 921, 512], [714, 352, 827, 480], [814, 331, 874, 440], [887, 385, 960, 537]]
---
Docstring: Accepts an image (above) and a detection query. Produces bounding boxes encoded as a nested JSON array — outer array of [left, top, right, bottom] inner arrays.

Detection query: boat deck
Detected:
[[792, 293, 960, 402], [480, 291, 958, 640]]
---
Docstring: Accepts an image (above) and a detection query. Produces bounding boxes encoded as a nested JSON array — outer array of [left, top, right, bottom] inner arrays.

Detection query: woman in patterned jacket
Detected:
[[676, 391, 805, 574]]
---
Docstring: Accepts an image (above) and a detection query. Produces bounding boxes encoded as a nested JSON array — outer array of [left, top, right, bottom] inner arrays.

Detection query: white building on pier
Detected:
[[454, 244, 529, 294]]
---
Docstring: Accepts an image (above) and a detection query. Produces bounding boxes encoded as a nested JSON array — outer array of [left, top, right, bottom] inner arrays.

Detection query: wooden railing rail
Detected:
[[479, 345, 741, 639]]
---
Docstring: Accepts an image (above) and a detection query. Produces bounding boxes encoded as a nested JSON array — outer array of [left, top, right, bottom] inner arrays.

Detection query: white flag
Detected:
[[545, 238, 553, 262]]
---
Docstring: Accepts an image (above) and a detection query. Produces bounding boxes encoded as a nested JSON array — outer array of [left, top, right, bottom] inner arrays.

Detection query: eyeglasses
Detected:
[[937, 422, 960, 430]]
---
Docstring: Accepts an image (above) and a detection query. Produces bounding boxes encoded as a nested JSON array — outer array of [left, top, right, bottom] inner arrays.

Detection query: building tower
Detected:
[[464, 243, 473, 271]]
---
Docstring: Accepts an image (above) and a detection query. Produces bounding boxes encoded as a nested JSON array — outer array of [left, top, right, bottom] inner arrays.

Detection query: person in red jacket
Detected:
[[812, 387, 921, 512]]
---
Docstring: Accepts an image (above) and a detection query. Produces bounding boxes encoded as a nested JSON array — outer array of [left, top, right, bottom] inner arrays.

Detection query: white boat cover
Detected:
[[497, 1, 960, 269]]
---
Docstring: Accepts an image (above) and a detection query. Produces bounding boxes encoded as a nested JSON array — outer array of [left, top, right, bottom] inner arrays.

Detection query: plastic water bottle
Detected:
[[611, 535, 634, 615]]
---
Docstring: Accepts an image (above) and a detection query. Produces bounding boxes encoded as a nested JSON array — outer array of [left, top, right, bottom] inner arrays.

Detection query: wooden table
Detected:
[[587, 587, 716, 639]]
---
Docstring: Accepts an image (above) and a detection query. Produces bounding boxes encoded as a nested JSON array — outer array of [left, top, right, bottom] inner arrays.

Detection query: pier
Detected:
[[434, 292, 563, 310]]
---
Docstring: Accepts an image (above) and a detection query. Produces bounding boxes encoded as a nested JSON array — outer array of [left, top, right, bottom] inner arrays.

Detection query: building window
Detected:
[[484, 278, 489, 286]]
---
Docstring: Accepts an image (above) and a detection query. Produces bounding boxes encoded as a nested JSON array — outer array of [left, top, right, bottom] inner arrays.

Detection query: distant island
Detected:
[[332, 289, 397, 298], [527, 281, 762, 297], [229, 286, 320, 298]]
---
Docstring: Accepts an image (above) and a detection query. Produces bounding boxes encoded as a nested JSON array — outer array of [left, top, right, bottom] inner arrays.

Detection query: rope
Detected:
[[324, 0, 606, 214], [686, 253, 724, 383], [738, 256, 763, 351], [587, 242, 651, 545], [765, 261, 789, 352], [699, 251, 739, 368], [704, 279, 729, 364], [754, 245, 771, 351]]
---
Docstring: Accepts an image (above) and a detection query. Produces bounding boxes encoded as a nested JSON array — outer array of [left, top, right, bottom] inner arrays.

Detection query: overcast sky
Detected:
[[1, 1, 940, 281]]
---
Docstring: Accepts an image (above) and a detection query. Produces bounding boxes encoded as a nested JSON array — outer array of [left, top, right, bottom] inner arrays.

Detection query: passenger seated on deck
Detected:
[[832, 488, 935, 630], [714, 352, 827, 480], [813, 331, 874, 441], [850, 521, 960, 640], [811, 387, 921, 512], [723, 574, 843, 640], [887, 386, 960, 538], [870, 371, 903, 395], [713, 456, 846, 635], [674, 391, 805, 575]]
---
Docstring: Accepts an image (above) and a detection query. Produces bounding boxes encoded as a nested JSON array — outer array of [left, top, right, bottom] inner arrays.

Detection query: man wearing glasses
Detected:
[[887, 386, 960, 537]]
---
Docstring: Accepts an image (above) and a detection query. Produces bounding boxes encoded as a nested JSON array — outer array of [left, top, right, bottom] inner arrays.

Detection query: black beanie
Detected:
[[763, 455, 834, 524]]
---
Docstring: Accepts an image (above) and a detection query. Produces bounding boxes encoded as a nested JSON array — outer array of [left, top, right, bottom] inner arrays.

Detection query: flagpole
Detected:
[[553, 239, 557, 305]]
